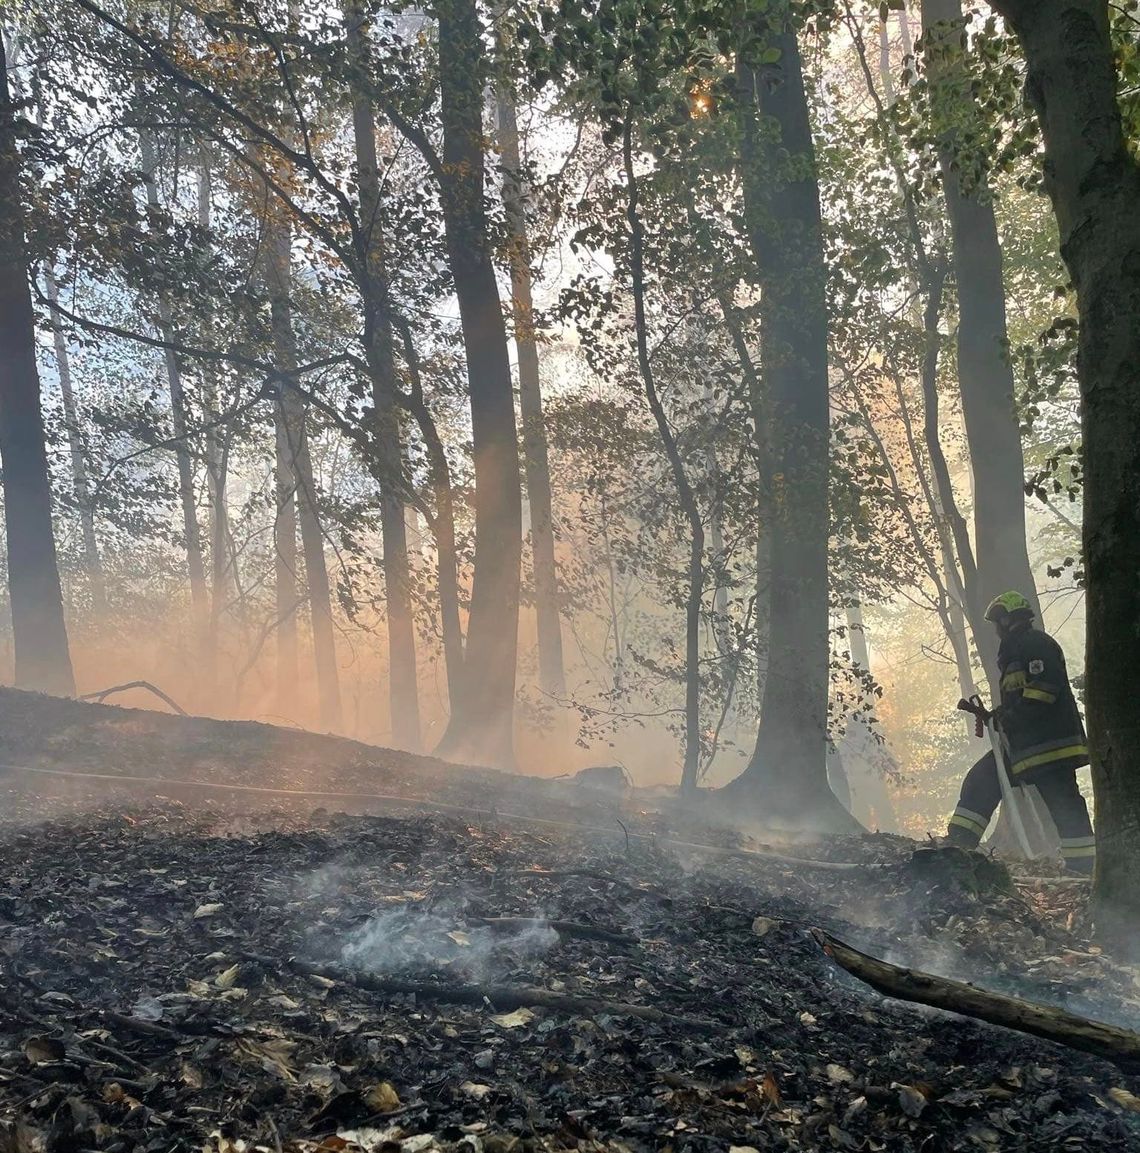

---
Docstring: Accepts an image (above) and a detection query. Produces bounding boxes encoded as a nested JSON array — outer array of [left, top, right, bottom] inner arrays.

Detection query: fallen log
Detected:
[[473, 916, 638, 946], [813, 928, 1140, 1068], [241, 951, 719, 1034]]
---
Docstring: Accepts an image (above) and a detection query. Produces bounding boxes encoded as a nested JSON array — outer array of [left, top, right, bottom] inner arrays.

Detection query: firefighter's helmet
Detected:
[[984, 590, 1035, 623]]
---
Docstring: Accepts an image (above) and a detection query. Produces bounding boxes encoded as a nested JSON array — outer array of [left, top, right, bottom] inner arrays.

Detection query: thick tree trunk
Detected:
[[344, 1, 421, 750], [0, 40, 75, 696], [987, 0, 1140, 948], [432, 0, 522, 769], [43, 267, 105, 614], [922, 0, 1042, 683], [495, 76, 565, 699], [726, 24, 856, 832], [137, 121, 209, 645]]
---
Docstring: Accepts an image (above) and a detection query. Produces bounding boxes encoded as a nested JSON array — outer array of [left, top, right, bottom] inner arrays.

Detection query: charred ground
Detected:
[[1, 690, 1139, 1152]]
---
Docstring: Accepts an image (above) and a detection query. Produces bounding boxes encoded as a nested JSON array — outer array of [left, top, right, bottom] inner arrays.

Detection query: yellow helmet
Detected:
[[984, 590, 1034, 623]]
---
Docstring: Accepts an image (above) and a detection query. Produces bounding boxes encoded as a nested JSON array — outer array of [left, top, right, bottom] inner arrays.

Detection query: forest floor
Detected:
[[2, 689, 1140, 1152]]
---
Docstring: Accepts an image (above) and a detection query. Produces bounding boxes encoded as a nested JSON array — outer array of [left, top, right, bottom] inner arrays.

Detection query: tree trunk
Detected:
[[197, 161, 229, 686], [263, 210, 300, 718], [42, 267, 105, 614], [288, 400, 343, 732], [393, 316, 466, 712], [726, 23, 856, 832], [344, 1, 421, 750], [136, 119, 209, 648], [922, 0, 1042, 683], [259, 197, 342, 732], [0, 39, 75, 696], [621, 117, 705, 797], [841, 601, 898, 831], [494, 68, 565, 699], [432, 0, 522, 768], [986, 0, 1140, 949]]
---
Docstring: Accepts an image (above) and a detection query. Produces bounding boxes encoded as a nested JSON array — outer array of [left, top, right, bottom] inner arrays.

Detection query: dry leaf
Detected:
[[491, 1007, 535, 1029], [826, 1063, 854, 1084], [460, 1081, 491, 1100], [762, 1071, 781, 1105], [1109, 1087, 1140, 1112], [365, 1081, 401, 1112], [447, 930, 472, 947], [895, 1083, 927, 1118], [23, 1036, 65, 1064], [215, 964, 240, 989], [193, 902, 224, 919]]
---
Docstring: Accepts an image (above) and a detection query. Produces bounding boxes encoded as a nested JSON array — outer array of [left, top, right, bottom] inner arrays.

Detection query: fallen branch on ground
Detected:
[[473, 916, 638, 945], [813, 928, 1140, 1068], [241, 952, 719, 1034], [78, 681, 188, 716]]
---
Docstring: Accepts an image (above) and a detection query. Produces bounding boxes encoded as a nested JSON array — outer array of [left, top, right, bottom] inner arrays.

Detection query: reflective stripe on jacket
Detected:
[[996, 625, 1088, 777]]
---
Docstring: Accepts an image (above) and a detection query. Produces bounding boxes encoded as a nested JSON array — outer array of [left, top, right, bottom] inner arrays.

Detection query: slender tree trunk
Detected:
[[842, 601, 898, 831], [257, 182, 342, 731], [393, 317, 466, 709], [42, 267, 105, 613], [621, 117, 705, 797], [0, 39, 75, 696], [726, 21, 856, 831], [137, 119, 209, 645], [290, 406, 344, 731], [432, 0, 523, 768], [987, 0, 1140, 947], [264, 211, 300, 717], [344, 1, 421, 750], [494, 68, 565, 698], [922, 0, 1042, 683], [196, 161, 229, 686]]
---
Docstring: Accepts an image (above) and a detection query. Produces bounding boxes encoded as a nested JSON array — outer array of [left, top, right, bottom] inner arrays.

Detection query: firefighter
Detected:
[[945, 591, 1096, 874]]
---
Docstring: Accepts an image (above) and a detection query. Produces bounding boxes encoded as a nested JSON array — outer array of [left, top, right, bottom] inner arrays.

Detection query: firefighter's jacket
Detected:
[[996, 625, 1089, 778]]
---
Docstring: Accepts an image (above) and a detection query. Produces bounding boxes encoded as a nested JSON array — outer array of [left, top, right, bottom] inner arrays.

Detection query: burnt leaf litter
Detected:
[[1, 692, 1140, 1152]]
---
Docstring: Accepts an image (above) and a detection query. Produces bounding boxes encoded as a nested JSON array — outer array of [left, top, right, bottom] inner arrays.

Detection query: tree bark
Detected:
[[263, 209, 301, 718], [985, 0, 1140, 949], [0, 38, 75, 696], [922, 0, 1042, 682], [136, 118, 209, 647], [42, 267, 105, 613], [494, 65, 565, 699], [197, 161, 229, 687], [344, 1, 421, 750], [841, 601, 898, 831], [621, 118, 705, 797], [393, 316, 466, 711], [432, 0, 523, 768], [259, 197, 342, 732], [726, 21, 855, 831]]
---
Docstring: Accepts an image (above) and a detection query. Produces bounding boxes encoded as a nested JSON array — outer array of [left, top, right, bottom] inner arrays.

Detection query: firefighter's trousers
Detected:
[[947, 751, 1096, 872]]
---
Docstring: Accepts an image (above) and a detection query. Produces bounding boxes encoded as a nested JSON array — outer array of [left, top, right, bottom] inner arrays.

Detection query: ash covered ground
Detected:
[[2, 690, 1140, 1152]]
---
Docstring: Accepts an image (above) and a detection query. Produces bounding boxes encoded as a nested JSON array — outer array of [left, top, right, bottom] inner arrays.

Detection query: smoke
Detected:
[[341, 905, 559, 984]]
